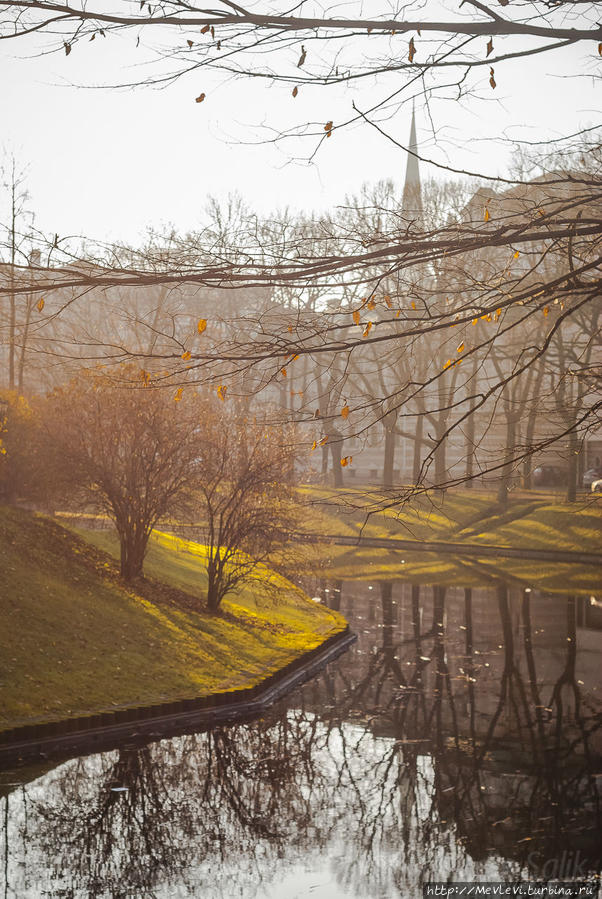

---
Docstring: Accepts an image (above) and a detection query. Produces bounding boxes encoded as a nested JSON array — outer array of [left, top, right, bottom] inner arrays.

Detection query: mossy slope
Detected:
[[0, 507, 346, 731]]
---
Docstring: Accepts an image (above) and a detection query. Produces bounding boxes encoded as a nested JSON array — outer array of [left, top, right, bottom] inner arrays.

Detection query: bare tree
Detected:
[[192, 400, 299, 611], [39, 365, 203, 580]]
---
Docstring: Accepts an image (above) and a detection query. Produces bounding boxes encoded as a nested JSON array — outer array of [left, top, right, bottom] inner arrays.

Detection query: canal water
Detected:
[[1, 574, 601, 897]]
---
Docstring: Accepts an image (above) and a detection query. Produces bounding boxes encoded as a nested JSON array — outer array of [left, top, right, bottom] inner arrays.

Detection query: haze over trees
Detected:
[[0, 0, 600, 516]]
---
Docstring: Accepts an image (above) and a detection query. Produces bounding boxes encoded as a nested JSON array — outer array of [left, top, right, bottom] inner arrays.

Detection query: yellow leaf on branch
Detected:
[[174, 387, 183, 402], [36, 297, 45, 312], [217, 384, 227, 401], [340, 456, 352, 467], [362, 321, 373, 338], [198, 319, 207, 333], [181, 350, 191, 361], [341, 405, 349, 419], [352, 310, 361, 325]]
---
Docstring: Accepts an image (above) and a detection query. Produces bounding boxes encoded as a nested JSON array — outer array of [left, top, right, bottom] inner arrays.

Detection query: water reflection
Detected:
[[1, 577, 601, 897]]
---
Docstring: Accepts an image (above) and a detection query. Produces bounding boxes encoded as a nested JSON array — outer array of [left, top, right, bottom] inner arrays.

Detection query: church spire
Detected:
[[402, 104, 422, 222]]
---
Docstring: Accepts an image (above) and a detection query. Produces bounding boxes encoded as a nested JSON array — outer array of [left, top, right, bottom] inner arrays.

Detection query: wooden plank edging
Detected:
[[0, 628, 356, 769]]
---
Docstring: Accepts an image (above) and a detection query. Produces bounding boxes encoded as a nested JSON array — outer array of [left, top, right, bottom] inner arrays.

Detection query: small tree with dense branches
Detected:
[[41, 366, 202, 581], [194, 402, 298, 612]]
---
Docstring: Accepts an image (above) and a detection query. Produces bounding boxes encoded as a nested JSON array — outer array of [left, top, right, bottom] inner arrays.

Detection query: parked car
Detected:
[[583, 468, 602, 488], [532, 465, 567, 487], [592, 479, 602, 494]]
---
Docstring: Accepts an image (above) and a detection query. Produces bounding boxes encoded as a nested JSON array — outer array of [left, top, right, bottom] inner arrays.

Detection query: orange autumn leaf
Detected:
[[311, 440, 317, 451], [197, 318, 207, 334], [362, 321, 373, 338], [341, 405, 350, 419], [319, 436, 328, 446], [457, 342, 464, 353], [281, 367, 287, 378], [181, 350, 191, 361], [340, 456, 352, 467], [36, 297, 45, 312], [174, 387, 183, 402], [367, 298, 376, 310], [543, 306, 549, 317], [411, 301, 416, 310], [384, 295, 392, 308], [217, 384, 227, 401], [352, 310, 361, 325], [484, 207, 490, 222]]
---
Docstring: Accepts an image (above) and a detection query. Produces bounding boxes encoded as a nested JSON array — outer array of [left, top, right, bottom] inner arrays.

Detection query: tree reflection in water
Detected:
[[1, 577, 600, 898]]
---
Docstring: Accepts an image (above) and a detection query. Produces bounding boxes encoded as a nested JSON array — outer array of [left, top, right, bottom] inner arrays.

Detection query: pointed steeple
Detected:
[[402, 104, 422, 223]]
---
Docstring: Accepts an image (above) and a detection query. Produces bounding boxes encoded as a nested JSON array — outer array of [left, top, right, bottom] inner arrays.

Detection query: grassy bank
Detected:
[[0, 507, 346, 732], [295, 487, 602, 595], [300, 486, 602, 554]]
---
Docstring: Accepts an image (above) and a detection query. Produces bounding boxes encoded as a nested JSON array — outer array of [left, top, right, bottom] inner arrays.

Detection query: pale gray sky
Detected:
[[1, 28, 599, 246]]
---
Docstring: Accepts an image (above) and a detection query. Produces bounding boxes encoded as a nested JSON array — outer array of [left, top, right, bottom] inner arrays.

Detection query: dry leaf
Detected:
[[181, 350, 191, 361], [408, 36, 416, 63], [341, 405, 350, 419], [195, 93, 206, 103], [36, 297, 45, 312], [197, 318, 207, 333]]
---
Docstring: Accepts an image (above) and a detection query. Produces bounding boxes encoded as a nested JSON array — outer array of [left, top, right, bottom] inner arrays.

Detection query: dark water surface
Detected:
[[1, 575, 601, 898]]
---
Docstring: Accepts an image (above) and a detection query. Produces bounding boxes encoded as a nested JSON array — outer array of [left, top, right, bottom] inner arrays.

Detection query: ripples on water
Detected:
[[1, 575, 601, 897]]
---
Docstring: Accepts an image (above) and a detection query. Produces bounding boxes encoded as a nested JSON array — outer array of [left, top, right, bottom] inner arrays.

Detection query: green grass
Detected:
[[304, 543, 601, 595], [0, 507, 346, 732], [298, 486, 602, 555]]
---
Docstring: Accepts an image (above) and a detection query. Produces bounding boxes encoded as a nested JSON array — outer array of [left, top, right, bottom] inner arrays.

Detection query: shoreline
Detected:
[[0, 627, 356, 768]]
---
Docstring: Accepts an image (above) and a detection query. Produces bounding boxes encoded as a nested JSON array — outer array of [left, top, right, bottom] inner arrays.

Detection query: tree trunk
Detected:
[[433, 426, 447, 488], [497, 413, 517, 510], [567, 429, 578, 502], [119, 528, 149, 581], [329, 428, 343, 487], [412, 414, 423, 484], [382, 413, 397, 488]]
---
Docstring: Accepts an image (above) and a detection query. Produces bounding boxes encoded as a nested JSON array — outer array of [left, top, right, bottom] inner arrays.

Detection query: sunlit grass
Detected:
[[0, 507, 346, 731]]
